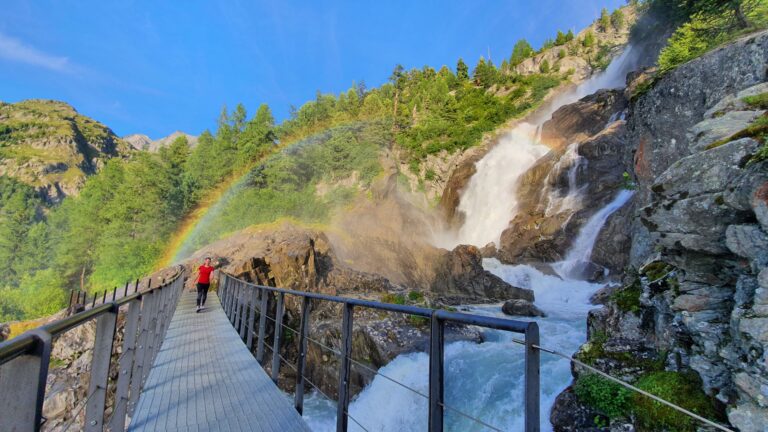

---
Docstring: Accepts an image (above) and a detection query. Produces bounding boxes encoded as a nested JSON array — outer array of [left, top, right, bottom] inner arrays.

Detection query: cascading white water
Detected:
[[303, 45, 641, 431], [552, 190, 635, 279], [544, 142, 586, 217], [446, 123, 549, 248]]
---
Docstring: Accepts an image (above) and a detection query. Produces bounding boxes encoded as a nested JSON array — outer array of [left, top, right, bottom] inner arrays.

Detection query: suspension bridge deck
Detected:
[[128, 290, 311, 432]]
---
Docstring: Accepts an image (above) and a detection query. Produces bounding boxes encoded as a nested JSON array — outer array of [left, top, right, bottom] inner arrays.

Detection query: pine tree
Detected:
[[510, 39, 535, 66], [583, 30, 595, 48], [611, 9, 625, 30], [456, 58, 469, 80], [600, 8, 611, 32], [566, 30, 575, 42], [555, 30, 567, 46]]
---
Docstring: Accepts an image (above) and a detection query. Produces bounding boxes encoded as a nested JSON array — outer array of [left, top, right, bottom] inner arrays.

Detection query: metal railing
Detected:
[[218, 272, 541, 432], [0, 266, 185, 432]]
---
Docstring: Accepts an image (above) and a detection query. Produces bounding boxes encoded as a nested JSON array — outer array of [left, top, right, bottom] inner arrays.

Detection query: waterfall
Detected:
[[450, 45, 639, 248], [552, 189, 635, 279], [449, 123, 549, 247], [544, 142, 586, 217]]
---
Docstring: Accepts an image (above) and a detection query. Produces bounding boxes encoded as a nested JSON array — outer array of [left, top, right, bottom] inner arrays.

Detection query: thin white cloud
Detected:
[[0, 31, 71, 72]]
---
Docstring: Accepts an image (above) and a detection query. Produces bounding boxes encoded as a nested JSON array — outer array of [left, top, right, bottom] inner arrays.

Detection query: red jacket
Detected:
[[198, 265, 214, 284]]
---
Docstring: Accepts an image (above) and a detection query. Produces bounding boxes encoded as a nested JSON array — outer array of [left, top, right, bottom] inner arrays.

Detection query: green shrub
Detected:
[[657, 18, 714, 72], [610, 282, 642, 314], [575, 331, 607, 365], [743, 92, 768, 110], [407, 315, 429, 327], [407, 291, 424, 302], [424, 169, 436, 181], [574, 373, 632, 418], [633, 371, 719, 431], [381, 293, 406, 305]]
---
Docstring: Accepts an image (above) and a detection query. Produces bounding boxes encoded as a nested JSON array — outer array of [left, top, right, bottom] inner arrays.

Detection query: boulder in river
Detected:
[[502, 299, 547, 317]]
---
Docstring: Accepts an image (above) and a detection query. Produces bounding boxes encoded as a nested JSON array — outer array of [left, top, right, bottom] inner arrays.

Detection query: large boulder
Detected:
[[431, 245, 534, 304], [502, 299, 546, 317]]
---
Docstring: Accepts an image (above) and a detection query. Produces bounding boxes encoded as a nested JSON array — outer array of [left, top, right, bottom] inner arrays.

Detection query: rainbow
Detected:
[[156, 120, 372, 269], [156, 168, 252, 268]]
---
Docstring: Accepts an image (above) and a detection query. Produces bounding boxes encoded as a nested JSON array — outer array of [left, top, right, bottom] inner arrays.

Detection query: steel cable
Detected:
[[235, 297, 505, 431], [226, 278, 734, 432]]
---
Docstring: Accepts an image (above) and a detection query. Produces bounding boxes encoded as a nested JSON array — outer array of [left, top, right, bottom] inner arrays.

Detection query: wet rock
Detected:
[[541, 89, 628, 152], [479, 242, 498, 258], [502, 299, 546, 317], [550, 387, 609, 432], [590, 285, 619, 305], [432, 245, 534, 304]]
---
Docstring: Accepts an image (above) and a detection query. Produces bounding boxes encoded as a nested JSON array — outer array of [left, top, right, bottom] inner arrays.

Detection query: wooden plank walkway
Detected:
[[128, 290, 311, 432]]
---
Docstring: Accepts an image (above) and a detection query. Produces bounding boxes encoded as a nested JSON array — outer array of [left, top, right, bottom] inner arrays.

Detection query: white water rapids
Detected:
[[302, 46, 640, 430]]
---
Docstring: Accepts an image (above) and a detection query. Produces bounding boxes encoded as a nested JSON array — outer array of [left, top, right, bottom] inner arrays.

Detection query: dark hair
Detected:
[[204, 256, 211, 260]]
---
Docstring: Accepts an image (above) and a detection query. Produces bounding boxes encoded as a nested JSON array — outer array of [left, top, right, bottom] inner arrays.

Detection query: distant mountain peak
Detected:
[[122, 131, 198, 152]]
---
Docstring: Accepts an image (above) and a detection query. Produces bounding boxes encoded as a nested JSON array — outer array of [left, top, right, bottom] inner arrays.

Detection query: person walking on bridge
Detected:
[[196, 257, 215, 312]]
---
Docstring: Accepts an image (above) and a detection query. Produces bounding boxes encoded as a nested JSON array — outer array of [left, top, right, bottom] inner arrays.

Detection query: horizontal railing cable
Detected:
[[232, 285, 734, 432], [61, 389, 97, 432], [262, 342, 372, 432], [237, 298, 503, 431], [531, 343, 735, 432]]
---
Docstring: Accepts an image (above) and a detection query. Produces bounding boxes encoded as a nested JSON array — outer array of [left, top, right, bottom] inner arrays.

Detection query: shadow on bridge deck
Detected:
[[128, 291, 311, 432]]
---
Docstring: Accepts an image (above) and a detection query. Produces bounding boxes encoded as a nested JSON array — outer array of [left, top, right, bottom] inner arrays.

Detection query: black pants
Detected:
[[196, 282, 210, 307]]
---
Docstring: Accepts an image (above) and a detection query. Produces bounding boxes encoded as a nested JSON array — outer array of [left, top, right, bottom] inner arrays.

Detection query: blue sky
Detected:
[[0, 0, 625, 139]]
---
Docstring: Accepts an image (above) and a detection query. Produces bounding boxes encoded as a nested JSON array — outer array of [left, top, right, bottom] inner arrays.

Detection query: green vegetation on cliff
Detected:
[[649, 0, 768, 72]]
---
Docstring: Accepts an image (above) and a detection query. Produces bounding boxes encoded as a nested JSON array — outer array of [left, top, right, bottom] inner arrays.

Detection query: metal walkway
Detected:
[[128, 290, 311, 432]]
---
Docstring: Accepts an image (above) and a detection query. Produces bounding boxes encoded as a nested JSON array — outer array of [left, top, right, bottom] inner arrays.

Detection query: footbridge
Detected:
[[0, 270, 735, 432]]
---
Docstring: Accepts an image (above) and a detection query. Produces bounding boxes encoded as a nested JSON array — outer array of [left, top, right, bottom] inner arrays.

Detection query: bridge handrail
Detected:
[[219, 272, 540, 432], [0, 266, 186, 432]]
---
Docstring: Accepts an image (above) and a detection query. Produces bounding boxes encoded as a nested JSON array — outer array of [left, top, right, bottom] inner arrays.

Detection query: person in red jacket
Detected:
[[196, 257, 215, 312]]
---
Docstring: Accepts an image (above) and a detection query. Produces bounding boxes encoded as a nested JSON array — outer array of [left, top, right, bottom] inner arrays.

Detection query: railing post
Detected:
[[240, 286, 251, 341], [231, 282, 240, 325], [294, 296, 311, 414], [68, 289, 76, 310], [271, 292, 285, 384], [140, 290, 159, 386], [85, 304, 118, 432], [256, 288, 269, 363], [0, 329, 52, 432], [336, 303, 354, 432], [224, 277, 231, 317], [129, 292, 152, 414], [524, 322, 541, 432], [109, 297, 142, 432], [246, 287, 258, 349], [143, 287, 162, 373], [428, 311, 444, 432]]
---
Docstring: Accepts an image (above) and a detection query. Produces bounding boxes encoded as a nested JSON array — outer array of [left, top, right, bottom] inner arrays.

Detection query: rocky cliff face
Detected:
[[553, 30, 768, 431], [495, 89, 634, 275], [0, 99, 129, 203]]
